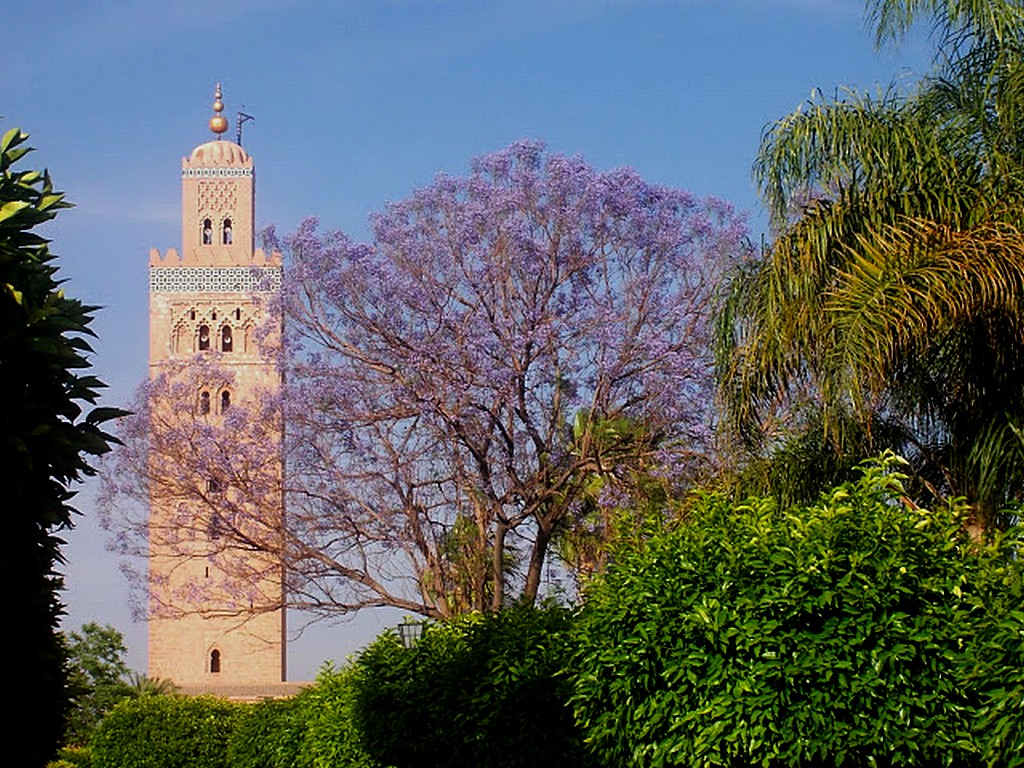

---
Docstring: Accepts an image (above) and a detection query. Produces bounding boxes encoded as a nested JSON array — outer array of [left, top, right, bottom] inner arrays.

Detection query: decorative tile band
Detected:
[[182, 167, 253, 178], [150, 266, 282, 293]]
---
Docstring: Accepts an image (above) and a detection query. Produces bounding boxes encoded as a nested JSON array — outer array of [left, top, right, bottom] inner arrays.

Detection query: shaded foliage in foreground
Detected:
[[351, 604, 591, 768], [0, 127, 122, 767]]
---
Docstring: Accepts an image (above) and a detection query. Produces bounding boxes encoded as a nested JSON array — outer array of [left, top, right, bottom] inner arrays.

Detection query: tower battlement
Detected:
[[148, 246, 282, 268]]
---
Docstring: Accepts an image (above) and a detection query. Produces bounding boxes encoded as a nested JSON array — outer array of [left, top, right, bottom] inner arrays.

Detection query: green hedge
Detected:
[[91, 695, 242, 768], [291, 666, 378, 768], [572, 454, 1024, 767], [84, 456, 1024, 767], [226, 697, 305, 768], [351, 604, 591, 768]]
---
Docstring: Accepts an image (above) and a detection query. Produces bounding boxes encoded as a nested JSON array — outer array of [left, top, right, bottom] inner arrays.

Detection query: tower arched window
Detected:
[[222, 218, 233, 245], [220, 390, 231, 413], [210, 649, 221, 674], [221, 325, 233, 353], [202, 218, 213, 245], [199, 391, 211, 415], [198, 324, 210, 351]]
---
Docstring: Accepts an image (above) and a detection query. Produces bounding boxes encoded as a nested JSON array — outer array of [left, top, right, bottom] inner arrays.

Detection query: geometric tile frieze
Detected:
[[182, 167, 253, 178], [150, 266, 282, 293]]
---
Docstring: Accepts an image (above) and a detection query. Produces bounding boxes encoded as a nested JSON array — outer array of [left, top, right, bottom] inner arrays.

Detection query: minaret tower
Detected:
[[147, 85, 286, 691]]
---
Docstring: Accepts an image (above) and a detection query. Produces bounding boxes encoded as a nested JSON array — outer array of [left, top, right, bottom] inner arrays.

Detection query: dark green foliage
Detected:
[[64, 623, 133, 746], [0, 127, 123, 767], [91, 696, 242, 768], [351, 604, 591, 768], [572, 455, 1022, 767]]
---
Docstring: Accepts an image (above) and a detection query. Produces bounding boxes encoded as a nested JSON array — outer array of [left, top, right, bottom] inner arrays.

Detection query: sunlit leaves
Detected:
[[572, 455, 1024, 767]]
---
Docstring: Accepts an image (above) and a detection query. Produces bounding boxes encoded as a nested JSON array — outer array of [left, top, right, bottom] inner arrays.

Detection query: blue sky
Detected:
[[4, 0, 932, 679]]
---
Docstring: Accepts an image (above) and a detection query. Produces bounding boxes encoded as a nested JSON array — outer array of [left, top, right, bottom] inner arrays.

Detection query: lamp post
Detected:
[[397, 619, 424, 649]]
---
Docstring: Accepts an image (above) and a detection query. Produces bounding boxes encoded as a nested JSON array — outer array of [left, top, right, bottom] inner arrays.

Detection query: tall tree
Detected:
[[0, 128, 122, 767], [103, 140, 747, 620], [716, 0, 1024, 526]]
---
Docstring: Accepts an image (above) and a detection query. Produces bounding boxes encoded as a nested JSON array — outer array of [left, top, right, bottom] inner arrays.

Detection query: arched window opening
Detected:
[[210, 649, 221, 674], [198, 324, 210, 351], [221, 325, 233, 353], [220, 390, 231, 413], [212, 310, 217, 320], [189, 308, 196, 320], [199, 391, 211, 415], [202, 218, 213, 245], [234, 308, 241, 321], [222, 218, 233, 245]]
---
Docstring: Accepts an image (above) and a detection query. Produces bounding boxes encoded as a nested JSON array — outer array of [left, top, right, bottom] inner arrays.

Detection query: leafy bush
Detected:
[[351, 604, 590, 768], [46, 746, 91, 768], [292, 665, 378, 768], [967, 526, 1024, 768], [224, 668, 376, 768], [573, 454, 1022, 767], [227, 697, 306, 768], [91, 695, 242, 768]]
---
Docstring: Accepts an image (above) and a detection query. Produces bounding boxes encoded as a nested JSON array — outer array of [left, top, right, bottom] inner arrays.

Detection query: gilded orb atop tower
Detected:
[[209, 83, 229, 137]]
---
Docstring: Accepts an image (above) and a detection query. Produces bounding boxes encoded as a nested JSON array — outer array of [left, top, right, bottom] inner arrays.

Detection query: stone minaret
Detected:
[[147, 85, 286, 691]]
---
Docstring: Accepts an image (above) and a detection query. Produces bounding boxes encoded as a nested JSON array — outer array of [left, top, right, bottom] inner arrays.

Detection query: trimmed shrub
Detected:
[[351, 604, 590, 768], [572, 454, 1023, 767], [91, 695, 242, 768]]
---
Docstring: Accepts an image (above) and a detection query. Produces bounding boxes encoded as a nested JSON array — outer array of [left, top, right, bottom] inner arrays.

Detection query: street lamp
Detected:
[[397, 619, 424, 649]]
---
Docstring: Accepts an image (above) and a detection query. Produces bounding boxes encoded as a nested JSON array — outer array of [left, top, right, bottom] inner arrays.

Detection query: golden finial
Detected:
[[209, 83, 229, 137]]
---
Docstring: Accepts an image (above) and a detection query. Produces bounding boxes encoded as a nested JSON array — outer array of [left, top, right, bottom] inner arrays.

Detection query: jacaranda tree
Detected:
[[102, 140, 747, 620], [716, 0, 1024, 526], [0, 127, 122, 767]]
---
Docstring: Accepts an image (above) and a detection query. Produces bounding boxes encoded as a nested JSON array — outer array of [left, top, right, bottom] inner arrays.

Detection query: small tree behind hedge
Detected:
[[572, 454, 1024, 767], [91, 695, 241, 768], [351, 604, 590, 768]]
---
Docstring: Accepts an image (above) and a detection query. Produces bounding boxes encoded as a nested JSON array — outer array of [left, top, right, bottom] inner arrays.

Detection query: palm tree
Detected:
[[125, 672, 178, 698], [716, 0, 1024, 527]]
